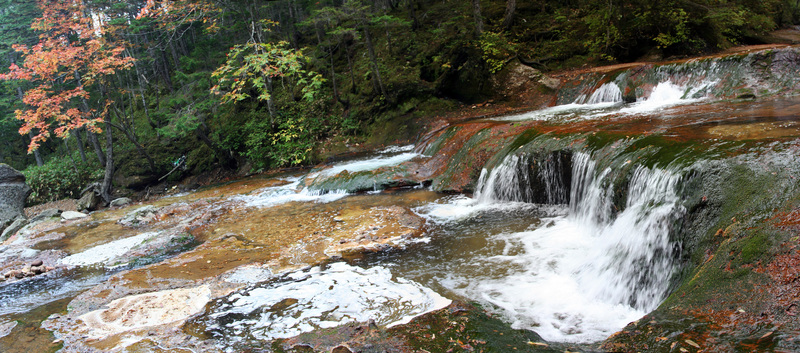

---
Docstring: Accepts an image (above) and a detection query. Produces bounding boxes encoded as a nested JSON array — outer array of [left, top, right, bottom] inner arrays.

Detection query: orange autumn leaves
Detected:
[[0, 0, 133, 153]]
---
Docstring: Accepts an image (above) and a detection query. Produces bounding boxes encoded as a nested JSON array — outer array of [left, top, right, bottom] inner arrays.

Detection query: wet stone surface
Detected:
[[21, 183, 439, 352]]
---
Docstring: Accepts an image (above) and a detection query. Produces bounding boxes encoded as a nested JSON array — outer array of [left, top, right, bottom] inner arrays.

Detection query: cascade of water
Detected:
[[475, 152, 570, 205], [446, 150, 685, 342], [568, 153, 684, 310], [539, 151, 570, 204], [577, 82, 623, 105], [475, 154, 532, 203]]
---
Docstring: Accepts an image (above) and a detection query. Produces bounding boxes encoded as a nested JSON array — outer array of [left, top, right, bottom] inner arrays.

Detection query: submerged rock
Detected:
[[2, 260, 53, 280], [79, 285, 212, 338], [276, 301, 560, 353], [118, 205, 160, 227]]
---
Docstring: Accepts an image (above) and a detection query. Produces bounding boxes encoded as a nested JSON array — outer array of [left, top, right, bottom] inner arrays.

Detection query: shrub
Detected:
[[22, 154, 103, 205]]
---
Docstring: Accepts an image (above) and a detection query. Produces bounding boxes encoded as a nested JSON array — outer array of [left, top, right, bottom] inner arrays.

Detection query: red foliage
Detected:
[[0, 0, 133, 153]]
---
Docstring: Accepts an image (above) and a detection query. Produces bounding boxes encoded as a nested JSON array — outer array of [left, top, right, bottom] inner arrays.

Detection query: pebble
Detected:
[[2, 263, 52, 279]]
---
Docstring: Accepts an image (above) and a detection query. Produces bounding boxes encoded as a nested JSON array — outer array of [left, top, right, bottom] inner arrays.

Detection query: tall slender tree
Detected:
[[0, 0, 134, 202]]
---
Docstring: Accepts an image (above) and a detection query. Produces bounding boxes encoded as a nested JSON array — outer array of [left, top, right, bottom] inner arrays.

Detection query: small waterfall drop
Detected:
[[540, 151, 570, 204], [475, 154, 532, 203], [575, 82, 623, 105], [428, 150, 685, 342], [475, 152, 571, 205], [568, 153, 684, 310]]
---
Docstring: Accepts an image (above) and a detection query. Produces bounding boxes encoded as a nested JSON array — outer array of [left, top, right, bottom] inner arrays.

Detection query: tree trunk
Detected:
[[266, 75, 276, 122], [346, 44, 357, 94], [28, 131, 43, 166], [159, 49, 174, 92], [100, 121, 114, 204], [72, 129, 87, 162], [502, 0, 516, 30], [88, 131, 106, 167], [471, 0, 484, 36], [63, 139, 80, 173], [408, 0, 419, 31], [363, 26, 388, 99], [108, 119, 157, 172]]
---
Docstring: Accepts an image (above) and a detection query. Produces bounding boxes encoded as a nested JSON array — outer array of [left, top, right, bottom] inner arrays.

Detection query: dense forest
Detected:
[[0, 0, 797, 205]]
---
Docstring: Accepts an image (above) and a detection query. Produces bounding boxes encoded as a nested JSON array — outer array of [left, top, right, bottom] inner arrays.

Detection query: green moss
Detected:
[[738, 231, 771, 265], [423, 126, 460, 156], [432, 128, 498, 191], [393, 302, 560, 353]]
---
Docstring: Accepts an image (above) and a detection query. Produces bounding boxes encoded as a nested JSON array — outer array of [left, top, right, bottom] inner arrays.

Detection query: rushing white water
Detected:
[[417, 152, 684, 343], [235, 145, 421, 208], [577, 82, 624, 105], [317, 151, 420, 177], [475, 154, 532, 203], [233, 177, 349, 208], [377, 144, 416, 154], [475, 152, 570, 205], [619, 81, 706, 114], [494, 83, 624, 122], [495, 76, 721, 122], [494, 101, 621, 122], [205, 263, 450, 344]]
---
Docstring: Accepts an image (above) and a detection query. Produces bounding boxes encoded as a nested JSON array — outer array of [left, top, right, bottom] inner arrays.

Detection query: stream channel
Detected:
[[2, 46, 800, 352]]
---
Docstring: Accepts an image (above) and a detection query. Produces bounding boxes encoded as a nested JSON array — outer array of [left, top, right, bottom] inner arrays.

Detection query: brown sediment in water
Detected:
[[120, 190, 438, 288]]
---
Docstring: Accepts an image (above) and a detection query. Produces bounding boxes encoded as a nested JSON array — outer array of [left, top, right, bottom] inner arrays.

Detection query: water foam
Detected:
[[378, 144, 416, 154], [233, 177, 349, 208], [495, 76, 721, 122], [619, 81, 702, 114], [205, 262, 450, 343], [317, 151, 420, 177], [236, 148, 422, 208]]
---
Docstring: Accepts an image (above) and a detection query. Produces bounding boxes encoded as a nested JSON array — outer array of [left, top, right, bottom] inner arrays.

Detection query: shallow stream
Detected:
[[2, 47, 800, 352]]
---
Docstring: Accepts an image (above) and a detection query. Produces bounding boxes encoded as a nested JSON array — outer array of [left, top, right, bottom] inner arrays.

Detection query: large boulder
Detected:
[[0, 164, 31, 235], [77, 183, 102, 211]]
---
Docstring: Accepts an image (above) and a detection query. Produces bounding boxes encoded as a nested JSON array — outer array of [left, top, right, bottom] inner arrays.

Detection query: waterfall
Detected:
[[540, 151, 570, 204], [475, 154, 532, 203], [451, 150, 685, 342], [575, 82, 623, 105], [476, 151, 571, 204], [474, 150, 684, 310], [568, 152, 684, 310]]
